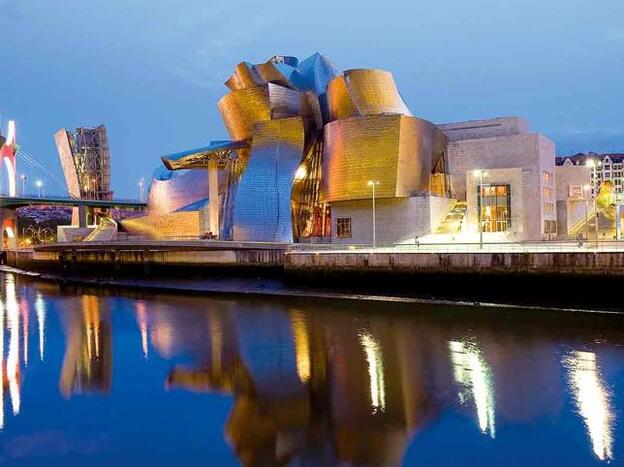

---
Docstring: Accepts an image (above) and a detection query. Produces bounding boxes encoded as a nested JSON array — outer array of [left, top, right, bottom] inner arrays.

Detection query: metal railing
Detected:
[[287, 239, 624, 254]]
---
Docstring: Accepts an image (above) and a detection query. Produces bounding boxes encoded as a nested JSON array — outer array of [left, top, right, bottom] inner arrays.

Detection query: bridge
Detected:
[[0, 196, 146, 210], [0, 120, 150, 249]]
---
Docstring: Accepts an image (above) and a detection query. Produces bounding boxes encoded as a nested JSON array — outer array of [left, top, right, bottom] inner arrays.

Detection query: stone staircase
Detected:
[[435, 201, 467, 234], [84, 217, 118, 242]]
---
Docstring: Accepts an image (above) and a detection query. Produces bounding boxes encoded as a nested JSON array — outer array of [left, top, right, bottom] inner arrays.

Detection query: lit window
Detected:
[[544, 220, 557, 233], [569, 185, 583, 198], [542, 171, 554, 185], [336, 217, 352, 238], [478, 184, 511, 232]]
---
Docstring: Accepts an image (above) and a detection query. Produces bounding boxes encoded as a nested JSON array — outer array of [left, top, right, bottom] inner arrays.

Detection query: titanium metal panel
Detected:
[[147, 168, 209, 216], [218, 83, 304, 142], [219, 85, 272, 141], [322, 115, 446, 202], [327, 75, 357, 122], [54, 129, 81, 198], [342, 69, 411, 117], [292, 53, 339, 123], [161, 140, 248, 170], [254, 62, 296, 89], [232, 117, 305, 242], [225, 62, 264, 90], [267, 83, 306, 119]]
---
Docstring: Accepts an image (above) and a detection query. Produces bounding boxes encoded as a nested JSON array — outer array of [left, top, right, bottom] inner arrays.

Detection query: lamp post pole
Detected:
[[20, 175, 26, 196], [36, 180, 43, 198], [593, 163, 599, 249], [584, 185, 590, 243], [368, 180, 379, 249]]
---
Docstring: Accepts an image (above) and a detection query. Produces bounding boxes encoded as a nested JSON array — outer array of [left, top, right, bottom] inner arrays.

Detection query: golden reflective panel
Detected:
[[563, 351, 615, 462]]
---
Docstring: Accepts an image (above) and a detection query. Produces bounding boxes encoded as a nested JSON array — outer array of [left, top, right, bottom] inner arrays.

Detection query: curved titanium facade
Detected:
[[150, 53, 450, 242], [232, 117, 305, 242], [327, 69, 411, 122], [147, 168, 208, 216], [322, 115, 447, 202]]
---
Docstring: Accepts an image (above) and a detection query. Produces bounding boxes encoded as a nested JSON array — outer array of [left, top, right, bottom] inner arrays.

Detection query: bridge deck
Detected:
[[0, 196, 147, 209]]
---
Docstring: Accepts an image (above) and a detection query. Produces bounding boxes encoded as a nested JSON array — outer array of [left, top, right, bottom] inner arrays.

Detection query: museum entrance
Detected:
[[478, 184, 511, 232]]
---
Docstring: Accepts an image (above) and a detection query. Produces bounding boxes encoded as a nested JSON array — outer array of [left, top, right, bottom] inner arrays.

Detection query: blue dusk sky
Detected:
[[0, 0, 622, 197]]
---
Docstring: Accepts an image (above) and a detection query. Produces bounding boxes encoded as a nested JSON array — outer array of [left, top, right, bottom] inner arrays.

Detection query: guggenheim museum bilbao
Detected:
[[122, 53, 592, 244]]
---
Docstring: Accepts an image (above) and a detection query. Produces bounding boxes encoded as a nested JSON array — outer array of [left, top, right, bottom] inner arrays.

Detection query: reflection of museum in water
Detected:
[[0, 274, 618, 465], [122, 53, 596, 243]]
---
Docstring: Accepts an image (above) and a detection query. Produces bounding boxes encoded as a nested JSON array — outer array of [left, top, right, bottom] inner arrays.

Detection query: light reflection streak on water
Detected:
[[359, 331, 386, 414], [21, 298, 29, 367], [0, 293, 4, 430], [290, 311, 310, 384], [449, 340, 496, 438], [135, 302, 149, 359], [564, 351, 614, 462], [35, 293, 45, 361], [5, 275, 20, 415]]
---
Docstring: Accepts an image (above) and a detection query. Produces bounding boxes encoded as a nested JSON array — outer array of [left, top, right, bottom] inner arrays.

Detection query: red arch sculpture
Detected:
[[0, 121, 17, 197]]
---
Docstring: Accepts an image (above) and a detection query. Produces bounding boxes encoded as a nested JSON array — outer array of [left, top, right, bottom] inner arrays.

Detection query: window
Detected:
[[544, 220, 557, 234], [544, 202, 555, 215], [336, 217, 352, 238], [541, 171, 554, 185], [604, 172, 612, 178], [478, 184, 511, 232], [569, 185, 584, 198], [543, 187, 554, 199]]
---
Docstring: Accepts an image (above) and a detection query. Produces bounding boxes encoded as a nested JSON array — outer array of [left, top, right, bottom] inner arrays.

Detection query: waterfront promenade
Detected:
[[7, 238, 624, 277], [5, 238, 624, 312]]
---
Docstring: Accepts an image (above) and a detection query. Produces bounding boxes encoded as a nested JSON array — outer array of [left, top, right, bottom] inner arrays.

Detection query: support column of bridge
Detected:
[[0, 208, 17, 249]]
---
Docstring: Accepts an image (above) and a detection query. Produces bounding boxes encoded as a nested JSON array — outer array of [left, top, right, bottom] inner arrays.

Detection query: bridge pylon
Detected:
[[0, 121, 17, 197]]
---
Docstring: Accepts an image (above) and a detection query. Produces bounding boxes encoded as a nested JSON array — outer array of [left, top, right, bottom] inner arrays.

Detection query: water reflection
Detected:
[[0, 272, 622, 465], [449, 340, 496, 438], [564, 351, 615, 461], [35, 291, 45, 361], [135, 300, 149, 359], [59, 295, 112, 398], [359, 331, 386, 414], [0, 274, 24, 429]]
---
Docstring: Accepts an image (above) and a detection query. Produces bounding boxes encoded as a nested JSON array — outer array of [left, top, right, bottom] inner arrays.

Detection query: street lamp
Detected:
[[20, 174, 26, 196], [585, 159, 600, 248], [473, 170, 488, 249], [138, 178, 145, 202], [35, 180, 43, 198], [367, 180, 379, 249]]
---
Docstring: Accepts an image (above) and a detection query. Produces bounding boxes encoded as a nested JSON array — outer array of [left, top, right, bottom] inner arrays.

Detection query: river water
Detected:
[[0, 272, 621, 466]]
